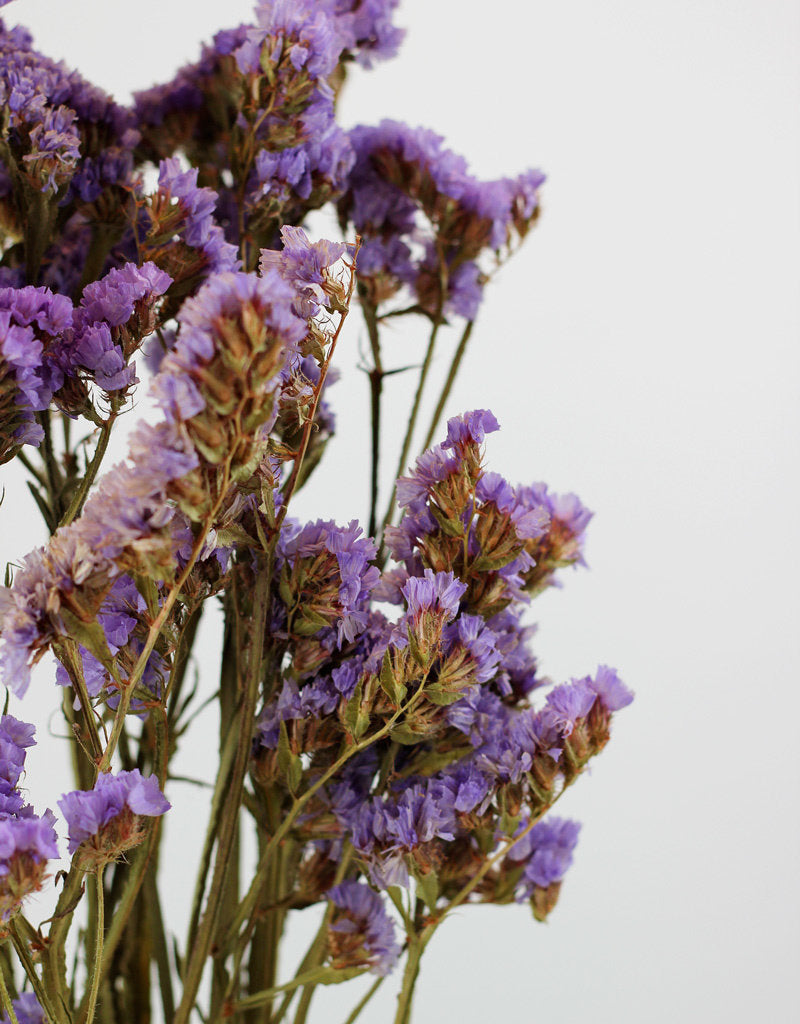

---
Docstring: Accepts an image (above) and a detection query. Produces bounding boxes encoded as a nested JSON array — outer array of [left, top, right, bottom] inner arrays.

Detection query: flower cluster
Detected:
[[0, 2, 631, 1019], [59, 768, 170, 868], [338, 121, 545, 317], [0, 716, 58, 924], [326, 880, 401, 975], [253, 411, 632, 920]]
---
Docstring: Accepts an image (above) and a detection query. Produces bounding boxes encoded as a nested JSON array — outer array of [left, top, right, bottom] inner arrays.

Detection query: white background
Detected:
[[1, 1, 798, 1022]]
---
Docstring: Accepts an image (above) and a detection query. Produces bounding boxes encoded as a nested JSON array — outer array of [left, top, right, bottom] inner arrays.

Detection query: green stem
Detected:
[[58, 413, 117, 530], [37, 410, 63, 531], [235, 967, 366, 1013], [392, 937, 424, 1024], [83, 868, 105, 1024], [379, 311, 444, 552], [184, 715, 240, 958], [8, 922, 63, 1024], [341, 976, 385, 1024], [0, 966, 19, 1024], [420, 319, 475, 453], [172, 564, 271, 1024]]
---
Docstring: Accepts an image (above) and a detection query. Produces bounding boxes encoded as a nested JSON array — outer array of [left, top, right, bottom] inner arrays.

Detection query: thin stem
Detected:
[[380, 315, 443, 540], [0, 966, 19, 1024], [358, 290, 384, 538], [392, 937, 424, 1024], [234, 968, 366, 1013], [8, 921, 63, 1024], [172, 564, 271, 1024], [420, 318, 475, 453], [278, 251, 359, 529], [341, 976, 385, 1024], [83, 868, 105, 1024], [58, 412, 117, 530]]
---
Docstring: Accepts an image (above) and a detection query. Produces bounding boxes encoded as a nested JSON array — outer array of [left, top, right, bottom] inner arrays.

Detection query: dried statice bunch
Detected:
[[0, 2, 632, 1023]]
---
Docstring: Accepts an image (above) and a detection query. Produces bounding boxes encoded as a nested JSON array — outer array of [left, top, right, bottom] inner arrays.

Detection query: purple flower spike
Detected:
[[327, 880, 401, 975], [59, 769, 169, 866]]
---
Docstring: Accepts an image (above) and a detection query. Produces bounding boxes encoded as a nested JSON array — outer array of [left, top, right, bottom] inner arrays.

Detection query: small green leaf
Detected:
[[414, 866, 440, 912], [277, 721, 302, 793], [343, 677, 370, 740], [379, 652, 406, 705]]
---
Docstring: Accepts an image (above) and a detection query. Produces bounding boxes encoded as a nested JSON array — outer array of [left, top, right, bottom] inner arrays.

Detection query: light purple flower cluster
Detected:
[[277, 518, 380, 646], [150, 158, 239, 277], [506, 816, 581, 898], [327, 880, 400, 975], [0, 268, 308, 695], [59, 768, 169, 865], [260, 225, 351, 317], [0, 715, 58, 922], [339, 121, 546, 316], [252, 410, 631, 918], [0, 284, 73, 459], [0, 18, 138, 199], [62, 260, 172, 394]]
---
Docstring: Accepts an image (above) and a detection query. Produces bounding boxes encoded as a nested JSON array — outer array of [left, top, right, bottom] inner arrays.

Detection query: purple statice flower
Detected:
[[53, 574, 148, 699], [0, 284, 75, 458], [442, 614, 502, 685], [241, 2, 346, 80], [340, 121, 545, 315], [61, 261, 172, 393], [59, 769, 169, 864], [0, 810, 59, 921], [0, 992, 45, 1024], [401, 569, 466, 623], [0, 714, 35, 794], [260, 224, 351, 318], [518, 481, 593, 567], [324, 0, 405, 67], [0, 317, 47, 457], [585, 664, 634, 712], [155, 158, 239, 274], [279, 518, 380, 645], [327, 880, 401, 976], [542, 679, 597, 739], [395, 444, 460, 514], [477, 471, 550, 542], [506, 816, 581, 898], [378, 777, 458, 851], [487, 606, 542, 697], [251, 123, 355, 218], [438, 760, 493, 815], [77, 262, 171, 329], [442, 408, 500, 452], [0, 19, 139, 198]]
